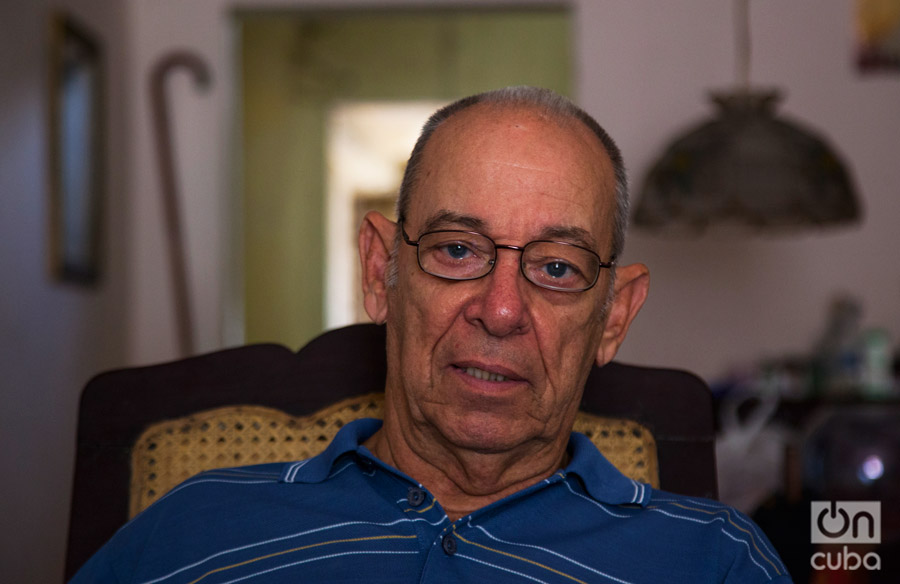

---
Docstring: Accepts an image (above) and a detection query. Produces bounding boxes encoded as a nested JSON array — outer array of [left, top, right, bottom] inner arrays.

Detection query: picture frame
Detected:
[[856, 0, 900, 72], [48, 13, 104, 284]]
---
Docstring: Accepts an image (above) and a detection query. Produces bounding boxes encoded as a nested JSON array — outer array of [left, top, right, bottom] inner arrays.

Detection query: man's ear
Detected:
[[595, 263, 650, 367], [359, 211, 397, 324]]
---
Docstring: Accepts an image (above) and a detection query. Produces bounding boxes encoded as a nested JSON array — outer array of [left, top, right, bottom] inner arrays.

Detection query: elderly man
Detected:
[[71, 87, 791, 583]]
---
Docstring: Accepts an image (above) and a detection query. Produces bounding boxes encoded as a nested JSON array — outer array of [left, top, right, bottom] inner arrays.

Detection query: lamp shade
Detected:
[[634, 90, 861, 232]]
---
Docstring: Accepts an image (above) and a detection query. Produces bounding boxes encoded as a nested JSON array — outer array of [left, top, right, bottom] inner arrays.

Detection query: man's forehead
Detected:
[[422, 103, 613, 187], [408, 103, 616, 245]]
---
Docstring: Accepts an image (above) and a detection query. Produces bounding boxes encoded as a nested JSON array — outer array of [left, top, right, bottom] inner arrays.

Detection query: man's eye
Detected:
[[542, 261, 574, 279], [441, 243, 473, 260]]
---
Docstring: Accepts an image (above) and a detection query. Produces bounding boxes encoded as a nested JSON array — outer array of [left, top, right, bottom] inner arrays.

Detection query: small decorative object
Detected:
[[812, 295, 864, 397], [48, 13, 104, 284], [634, 0, 861, 233], [856, 0, 900, 71], [859, 328, 894, 398]]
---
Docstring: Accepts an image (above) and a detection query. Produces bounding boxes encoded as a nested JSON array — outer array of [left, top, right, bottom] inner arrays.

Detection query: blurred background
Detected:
[[2, 0, 899, 581]]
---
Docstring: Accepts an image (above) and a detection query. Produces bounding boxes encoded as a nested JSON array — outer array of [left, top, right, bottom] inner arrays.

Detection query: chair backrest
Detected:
[[128, 395, 659, 518], [65, 323, 716, 580]]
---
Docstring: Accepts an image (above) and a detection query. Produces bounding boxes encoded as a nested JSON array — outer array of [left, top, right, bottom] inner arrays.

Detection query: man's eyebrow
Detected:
[[538, 225, 599, 251], [420, 210, 486, 233], [419, 210, 602, 251]]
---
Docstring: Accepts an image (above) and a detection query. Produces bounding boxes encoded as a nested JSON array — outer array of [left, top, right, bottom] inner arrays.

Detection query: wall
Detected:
[[0, 0, 130, 582]]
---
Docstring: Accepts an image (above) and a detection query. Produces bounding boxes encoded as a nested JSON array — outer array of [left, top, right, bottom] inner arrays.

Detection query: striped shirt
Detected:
[[71, 418, 791, 583]]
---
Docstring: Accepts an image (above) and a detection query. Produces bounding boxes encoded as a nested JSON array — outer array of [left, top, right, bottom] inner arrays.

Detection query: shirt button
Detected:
[[441, 534, 457, 556], [407, 487, 426, 507], [356, 455, 375, 473]]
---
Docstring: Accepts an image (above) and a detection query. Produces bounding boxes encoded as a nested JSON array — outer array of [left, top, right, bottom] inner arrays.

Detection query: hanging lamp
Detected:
[[633, 0, 861, 233]]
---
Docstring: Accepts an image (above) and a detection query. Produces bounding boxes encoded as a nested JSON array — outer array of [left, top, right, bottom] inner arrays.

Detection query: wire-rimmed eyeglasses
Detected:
[[399, 220, 615, 293]]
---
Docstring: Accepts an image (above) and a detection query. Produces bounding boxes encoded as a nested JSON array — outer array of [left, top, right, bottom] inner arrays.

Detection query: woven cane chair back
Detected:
[[129, 393, 658, 517]]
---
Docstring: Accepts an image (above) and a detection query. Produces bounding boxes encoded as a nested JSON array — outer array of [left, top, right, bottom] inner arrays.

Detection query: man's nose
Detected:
[[463, 252, 531, 337]]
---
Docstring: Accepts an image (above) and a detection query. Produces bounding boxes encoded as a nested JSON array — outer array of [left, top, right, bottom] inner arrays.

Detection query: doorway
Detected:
[[239, 8, 572, 349]]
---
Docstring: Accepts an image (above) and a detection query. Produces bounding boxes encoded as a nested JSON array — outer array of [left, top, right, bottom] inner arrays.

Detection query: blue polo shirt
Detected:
[[71, 419, 791, 583]]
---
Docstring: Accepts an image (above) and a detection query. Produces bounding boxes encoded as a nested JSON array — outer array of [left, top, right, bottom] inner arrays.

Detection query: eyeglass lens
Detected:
[[416, 231, 601, 291]]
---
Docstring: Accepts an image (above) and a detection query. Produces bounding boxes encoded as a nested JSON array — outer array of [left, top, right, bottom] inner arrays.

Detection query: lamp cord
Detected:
[[735, 0, 752, 91]]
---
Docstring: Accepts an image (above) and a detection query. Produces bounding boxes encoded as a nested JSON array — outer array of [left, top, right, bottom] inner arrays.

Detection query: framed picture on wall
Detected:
[[48, 13, 104, 285], [856, 0, 900, 71]]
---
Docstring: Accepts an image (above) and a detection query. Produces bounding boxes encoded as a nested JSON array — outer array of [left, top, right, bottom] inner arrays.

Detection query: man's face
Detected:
[[384, 104, 619, 455]]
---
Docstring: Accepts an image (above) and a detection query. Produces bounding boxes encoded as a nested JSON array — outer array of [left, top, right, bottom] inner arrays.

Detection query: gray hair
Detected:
[[397, 86, 629, 258]]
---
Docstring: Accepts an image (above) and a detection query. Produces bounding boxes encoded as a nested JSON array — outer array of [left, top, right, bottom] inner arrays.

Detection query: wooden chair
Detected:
[[64, 323, 716, 580]]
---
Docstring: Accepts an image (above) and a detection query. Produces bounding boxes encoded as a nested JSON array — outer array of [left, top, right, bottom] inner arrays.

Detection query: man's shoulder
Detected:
[[166, 462, 288, 492], [645, 487, 749, 516], [641, 489, 791, 582], [194, 461, 289, 478], [636, 487, 769, 541], [542, 473, 790, 582], [133, 463, 290, 516], [116, 461, 325, 550]]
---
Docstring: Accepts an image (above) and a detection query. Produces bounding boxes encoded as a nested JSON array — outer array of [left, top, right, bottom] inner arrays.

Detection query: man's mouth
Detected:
[[463, 366, 509, 382]]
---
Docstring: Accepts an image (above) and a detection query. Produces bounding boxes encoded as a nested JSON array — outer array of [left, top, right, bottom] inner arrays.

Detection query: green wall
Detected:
[[240, 9, 571, 349]]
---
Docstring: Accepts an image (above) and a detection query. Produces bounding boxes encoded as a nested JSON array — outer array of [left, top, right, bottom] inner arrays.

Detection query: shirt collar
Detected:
[[280, 418, 651, 507], [563, 431, 652, 507], [279, 418, 382, 484]]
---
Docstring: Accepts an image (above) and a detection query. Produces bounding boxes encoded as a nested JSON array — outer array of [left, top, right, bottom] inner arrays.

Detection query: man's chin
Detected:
[[426, 410, 546, 455]]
